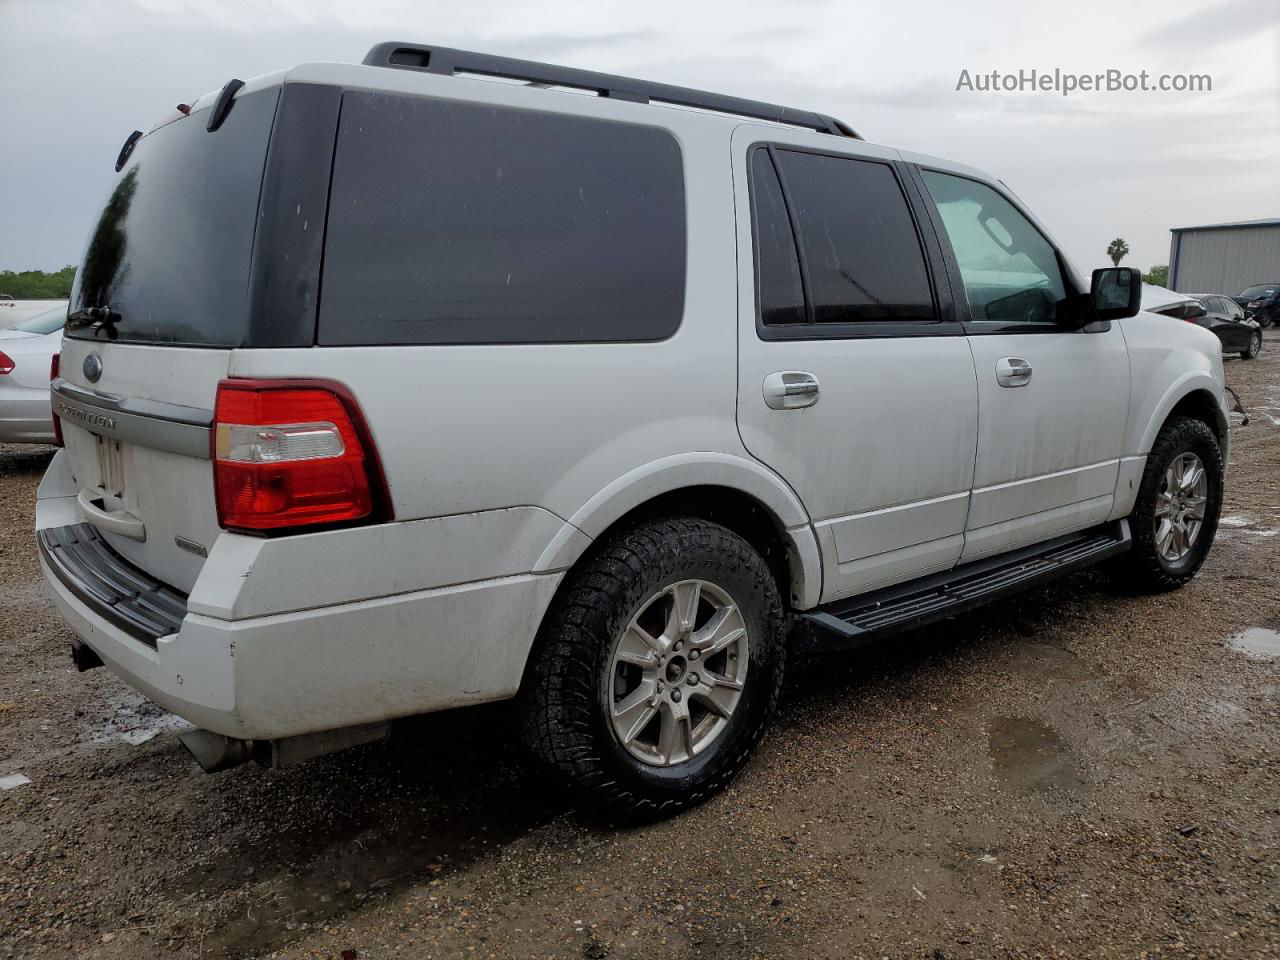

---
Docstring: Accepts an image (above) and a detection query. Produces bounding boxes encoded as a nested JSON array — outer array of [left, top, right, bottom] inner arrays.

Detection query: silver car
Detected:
[[0, 304, 65, 443]]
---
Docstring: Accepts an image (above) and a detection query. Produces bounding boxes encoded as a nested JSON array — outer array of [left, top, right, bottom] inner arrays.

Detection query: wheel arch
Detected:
[[1136, 376, 1229, 456], [533, 454, 822, 611]]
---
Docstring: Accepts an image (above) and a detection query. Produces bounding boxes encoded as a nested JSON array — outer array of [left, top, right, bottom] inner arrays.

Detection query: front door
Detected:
[[915, 167, 1130, 561], [733, 131, 979, 603]]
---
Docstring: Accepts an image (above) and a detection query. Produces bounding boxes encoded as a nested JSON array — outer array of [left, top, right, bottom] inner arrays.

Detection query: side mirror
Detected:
[[1091, 267, 1142, 320]]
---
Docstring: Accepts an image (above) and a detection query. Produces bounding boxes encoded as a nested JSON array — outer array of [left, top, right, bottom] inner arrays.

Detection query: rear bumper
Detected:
[[36, 453, 566, 740]]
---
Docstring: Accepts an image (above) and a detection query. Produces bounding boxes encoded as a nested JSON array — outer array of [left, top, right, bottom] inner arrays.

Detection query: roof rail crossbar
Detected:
[[362, 42, 861, 139]]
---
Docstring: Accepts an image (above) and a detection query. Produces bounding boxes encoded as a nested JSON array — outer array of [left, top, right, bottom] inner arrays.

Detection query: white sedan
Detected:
[[0, 304, 65, 443]]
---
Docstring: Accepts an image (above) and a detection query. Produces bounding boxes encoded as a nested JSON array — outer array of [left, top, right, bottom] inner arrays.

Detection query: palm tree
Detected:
[[1107, 238, 1130, 266]]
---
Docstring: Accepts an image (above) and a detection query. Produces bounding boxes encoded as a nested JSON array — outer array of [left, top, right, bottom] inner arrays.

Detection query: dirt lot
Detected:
[[1, 350, 1277, 960]]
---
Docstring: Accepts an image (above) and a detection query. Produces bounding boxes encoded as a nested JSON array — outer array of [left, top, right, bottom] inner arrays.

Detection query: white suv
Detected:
[[38, 43, 1228, 817]]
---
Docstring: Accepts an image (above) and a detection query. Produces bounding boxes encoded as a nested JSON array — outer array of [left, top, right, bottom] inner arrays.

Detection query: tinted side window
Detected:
[[921, 170, 1067, 325], [774, 150, 933, 324], [748, 150, 805, 326], [319, 93, 686, 345]]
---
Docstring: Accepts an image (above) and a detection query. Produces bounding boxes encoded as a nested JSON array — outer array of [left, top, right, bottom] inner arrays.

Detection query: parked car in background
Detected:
[[0, 299, 70, 329], [1143, 285, 1262, 360], [37, 44, 1229, 817], [0, 304, 64, 443], [1187, 294, 1263, 359], [1234, 283, 1278, 327]]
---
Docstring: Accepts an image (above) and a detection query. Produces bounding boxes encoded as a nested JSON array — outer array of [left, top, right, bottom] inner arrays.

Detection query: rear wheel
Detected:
[[519, 517, 785, 820], [1109, 416, 1223, 592], [1241, 330, 1261, 359]]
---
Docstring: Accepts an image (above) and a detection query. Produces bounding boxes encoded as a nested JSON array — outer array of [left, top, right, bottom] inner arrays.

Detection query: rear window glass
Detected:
[[318, 92, 686, 345], [13, 305, 66, 335], [67, 88, 280, 346]]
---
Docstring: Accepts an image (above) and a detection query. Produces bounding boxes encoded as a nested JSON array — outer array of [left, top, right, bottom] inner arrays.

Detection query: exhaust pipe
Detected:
[[179, 721, 389, 773], [178, 729, 255, 773]]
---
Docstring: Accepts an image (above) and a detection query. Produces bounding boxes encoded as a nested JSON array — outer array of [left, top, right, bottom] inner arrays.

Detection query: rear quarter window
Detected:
[[318, 92, 687, 345]]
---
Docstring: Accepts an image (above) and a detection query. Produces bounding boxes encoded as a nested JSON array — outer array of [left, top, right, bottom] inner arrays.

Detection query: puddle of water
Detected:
[[1227, 627, 1280, 660], [0, 773, 32, 791], [1216, 515, 1280, 540], [81, 692, 192, 747], [988, 717, 1085, 794], [1001, 642, 1092, 681]]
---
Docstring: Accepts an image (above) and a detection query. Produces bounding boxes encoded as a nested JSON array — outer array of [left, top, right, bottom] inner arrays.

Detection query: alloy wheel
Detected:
[[1154, 452, 1209, 563], [607, 579, 749, 767]]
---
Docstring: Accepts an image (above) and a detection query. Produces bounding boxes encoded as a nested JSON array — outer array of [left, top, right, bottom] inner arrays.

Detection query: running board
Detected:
[[797, 520, 1131, 653]]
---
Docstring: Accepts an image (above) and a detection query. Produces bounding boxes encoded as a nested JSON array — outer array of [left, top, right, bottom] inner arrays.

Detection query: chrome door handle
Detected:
[[995, 357, 1033, 388], [763, 371, 820, 410]]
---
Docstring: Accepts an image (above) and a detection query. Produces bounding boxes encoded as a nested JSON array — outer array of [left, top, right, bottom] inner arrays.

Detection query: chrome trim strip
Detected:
[[52, 378, 212, 459], [52, 378, 213, 425]]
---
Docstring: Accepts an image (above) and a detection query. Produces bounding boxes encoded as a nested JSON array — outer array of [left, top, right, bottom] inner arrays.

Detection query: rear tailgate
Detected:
[[52, 74, 332, 594], [53, 343, 227, 592]]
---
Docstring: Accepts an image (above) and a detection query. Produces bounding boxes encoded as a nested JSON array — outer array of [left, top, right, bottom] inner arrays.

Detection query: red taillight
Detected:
[[50, 353, 63, 447], [212, 379, 389, 533], [0, 351, 14, 375]]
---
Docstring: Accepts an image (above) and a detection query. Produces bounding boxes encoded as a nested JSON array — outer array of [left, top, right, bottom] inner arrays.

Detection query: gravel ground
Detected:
[[1, 349, 1277, 960]]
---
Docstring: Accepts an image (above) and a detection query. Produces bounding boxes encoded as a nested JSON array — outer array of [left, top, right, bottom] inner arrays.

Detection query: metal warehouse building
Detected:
[[1168, 218, 1280, 294]]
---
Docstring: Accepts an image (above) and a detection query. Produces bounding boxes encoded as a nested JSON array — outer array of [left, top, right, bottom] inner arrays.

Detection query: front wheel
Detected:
[[1109, 416, 1223, 592], [1241, 330, 1262, 359], [519, 517, 786, 820]]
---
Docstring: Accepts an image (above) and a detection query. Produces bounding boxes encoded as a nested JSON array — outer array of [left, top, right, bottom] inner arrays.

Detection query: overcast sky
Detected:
[[1, 0, 1276, 276]]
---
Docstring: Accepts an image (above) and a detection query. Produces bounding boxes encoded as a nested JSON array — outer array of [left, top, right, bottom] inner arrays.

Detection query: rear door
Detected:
[[733, 130, 979, 602], [1209, 297, 1248, 351], [54, 79, 314, 592], [913, 167, 1130, 561]]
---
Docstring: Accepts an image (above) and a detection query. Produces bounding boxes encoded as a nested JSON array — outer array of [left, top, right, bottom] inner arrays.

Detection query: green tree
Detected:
[[1107, 238, 1130, 266], [1143, 265, 1169, 287], [0, 266, 77, 298]]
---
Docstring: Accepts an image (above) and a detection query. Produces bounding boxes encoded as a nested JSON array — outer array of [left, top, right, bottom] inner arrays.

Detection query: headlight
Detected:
[[1247, 300, 1262, 307]]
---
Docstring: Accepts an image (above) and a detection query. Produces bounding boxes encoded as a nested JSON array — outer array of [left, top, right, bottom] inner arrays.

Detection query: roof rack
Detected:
[[362, 42, 861, 139]]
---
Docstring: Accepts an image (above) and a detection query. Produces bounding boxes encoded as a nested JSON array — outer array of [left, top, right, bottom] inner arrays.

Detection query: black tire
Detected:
[[1110, 415, 1223, 592], [1241, 331, 1261, 360], [518, 517, 786, 820]]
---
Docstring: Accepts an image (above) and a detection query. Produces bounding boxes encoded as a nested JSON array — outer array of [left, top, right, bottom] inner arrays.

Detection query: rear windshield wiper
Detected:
[[67, 306, 120, 338]]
